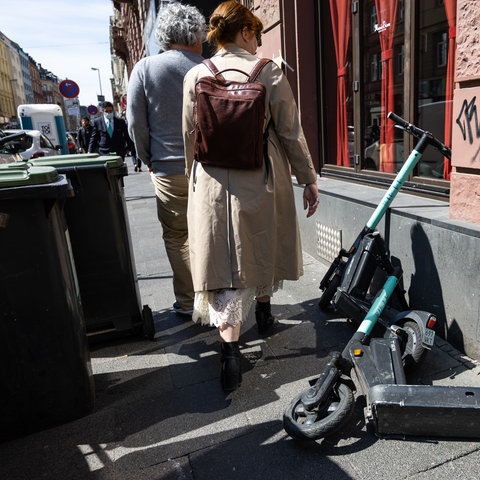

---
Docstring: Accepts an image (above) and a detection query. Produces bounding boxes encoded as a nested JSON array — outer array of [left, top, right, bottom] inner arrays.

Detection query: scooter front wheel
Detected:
[[283, 381, 354, 441]]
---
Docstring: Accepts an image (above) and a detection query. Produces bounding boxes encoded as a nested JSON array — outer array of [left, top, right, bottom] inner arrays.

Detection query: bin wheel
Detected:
[[142, 305, 155, 340], [400, 320, 425, 367], [318, 273, 342, 310], [283, 381, 354, 441]]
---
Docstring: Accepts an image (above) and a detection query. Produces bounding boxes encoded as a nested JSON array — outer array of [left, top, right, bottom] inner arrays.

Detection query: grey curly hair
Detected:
[[155, 2, 206, 51]]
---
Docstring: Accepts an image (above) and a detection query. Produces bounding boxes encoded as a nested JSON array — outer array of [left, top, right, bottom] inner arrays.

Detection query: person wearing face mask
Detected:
[[88, 101, 134, 160]]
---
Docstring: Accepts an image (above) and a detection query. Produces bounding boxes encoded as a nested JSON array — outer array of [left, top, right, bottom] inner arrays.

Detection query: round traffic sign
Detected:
[[87, 104, 98, 115], [59, 79, 80, 99]]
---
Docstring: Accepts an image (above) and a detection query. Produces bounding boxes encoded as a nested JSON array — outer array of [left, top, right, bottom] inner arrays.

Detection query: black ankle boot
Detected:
[[255, 300, 275, 335], [220, 342, 242, 392]]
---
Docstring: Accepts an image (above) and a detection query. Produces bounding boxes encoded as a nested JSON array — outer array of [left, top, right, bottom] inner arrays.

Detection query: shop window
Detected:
[[326, 0, 353, 168], [397, 45, 404, 76], [370, 5, 377, 32], [321, 0, 456, 188], [398, 0, 405, 22], [362, 0, 404, 174], [370, 53, 379, 82], [437, 32, 448, 68], [417, 0, 455, 180]]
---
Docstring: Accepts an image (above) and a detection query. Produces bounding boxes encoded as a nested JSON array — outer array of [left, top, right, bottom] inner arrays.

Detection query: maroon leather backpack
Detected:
[[193, 58, 271, 169]]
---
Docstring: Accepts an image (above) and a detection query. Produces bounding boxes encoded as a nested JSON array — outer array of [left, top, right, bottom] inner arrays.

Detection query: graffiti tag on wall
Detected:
[[452, 87, 480, 168], [456, 96, 480, 145]]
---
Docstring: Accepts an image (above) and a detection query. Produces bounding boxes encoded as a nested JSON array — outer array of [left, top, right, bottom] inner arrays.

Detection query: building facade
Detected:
[[17, 46, 34, 104], [0, 34, 16, 128], [111, 0, 151, 112], [0, 30, 77, 129], [110, 0, 219, 112], [0, 33, 17, 126], [28, 55, 43, 104]]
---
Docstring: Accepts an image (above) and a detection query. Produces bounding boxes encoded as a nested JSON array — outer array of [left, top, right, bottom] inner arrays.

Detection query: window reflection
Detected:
[[323, 0, 454, 182], [417, 1, 453, 179], [362, 0, 404, 173]]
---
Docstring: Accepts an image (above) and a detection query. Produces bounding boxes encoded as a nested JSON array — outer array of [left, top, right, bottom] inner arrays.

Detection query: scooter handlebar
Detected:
[[387, 112, 451, 160]]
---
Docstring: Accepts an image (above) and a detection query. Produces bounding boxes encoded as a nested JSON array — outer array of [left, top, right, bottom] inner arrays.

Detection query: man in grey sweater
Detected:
[[127, 2, 205, 316]]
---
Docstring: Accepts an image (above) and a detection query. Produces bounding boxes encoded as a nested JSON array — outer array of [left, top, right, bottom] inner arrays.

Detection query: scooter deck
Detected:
[[369, 384, 480, 438]]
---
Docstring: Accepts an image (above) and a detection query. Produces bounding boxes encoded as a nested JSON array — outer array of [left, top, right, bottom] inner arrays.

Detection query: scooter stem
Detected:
[[357, 274, 399, 337], [366, 134, 430, 230]]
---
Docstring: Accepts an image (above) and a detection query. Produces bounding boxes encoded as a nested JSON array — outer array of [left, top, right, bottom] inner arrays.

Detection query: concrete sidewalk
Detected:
[[1, 162, 480, 480]]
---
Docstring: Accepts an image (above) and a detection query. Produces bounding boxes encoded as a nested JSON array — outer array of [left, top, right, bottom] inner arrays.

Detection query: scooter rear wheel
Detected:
[[283, 381, 354, 441]]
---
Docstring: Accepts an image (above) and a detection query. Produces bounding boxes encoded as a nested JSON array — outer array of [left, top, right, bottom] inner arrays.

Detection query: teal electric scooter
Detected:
[[318, 112, 450, 365], [319, 112, 451, 312], [283, 113, 459, 440]]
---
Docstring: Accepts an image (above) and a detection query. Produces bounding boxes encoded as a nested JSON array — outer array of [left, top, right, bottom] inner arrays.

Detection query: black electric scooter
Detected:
[[284, 261, 480, 440], [318, 112, 450, 365], [284, 264, 415, 439], [283, 114, 480, 441]]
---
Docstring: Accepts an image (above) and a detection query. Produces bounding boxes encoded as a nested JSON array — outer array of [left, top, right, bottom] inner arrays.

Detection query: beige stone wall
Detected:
[[451, 86, 480, 169], [450, 172, 480, 223], [456, 0, 480, 80], [450, 0, 480, 224]]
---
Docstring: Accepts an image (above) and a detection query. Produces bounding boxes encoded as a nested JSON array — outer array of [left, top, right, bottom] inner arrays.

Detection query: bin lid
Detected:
[[36, 153, 100, 162], [0, 165, 59, 187], [27, 153, 123, 170]]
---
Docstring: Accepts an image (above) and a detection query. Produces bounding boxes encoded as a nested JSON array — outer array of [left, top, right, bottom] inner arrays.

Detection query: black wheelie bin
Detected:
[[0, 165, 95, 440], [27, 154, 154, 341]]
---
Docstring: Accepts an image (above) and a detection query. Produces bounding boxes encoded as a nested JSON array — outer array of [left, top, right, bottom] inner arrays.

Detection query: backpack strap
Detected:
[[202, 59, 227, 82], [202, 58, 272, 83], [248, 58, 272, 82], [203, 58, 220, 76]]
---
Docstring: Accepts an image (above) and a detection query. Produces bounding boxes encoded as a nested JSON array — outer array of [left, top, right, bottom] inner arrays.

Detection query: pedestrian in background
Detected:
[[127, 2, 206, 316], [121, 110, 142, 172], [129, 140, 141, 172], [132, 146, 142, 172], [89, 101, 134, 160], [77, 116, 93, 153], [182, 1, 319, 393]]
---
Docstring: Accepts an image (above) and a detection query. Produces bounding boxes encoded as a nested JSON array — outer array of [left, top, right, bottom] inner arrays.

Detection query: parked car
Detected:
[[68, 131, 79, 143], [66, 132, 77, 153], [0, 131, 23, 163], [1, 129, 61, 160]]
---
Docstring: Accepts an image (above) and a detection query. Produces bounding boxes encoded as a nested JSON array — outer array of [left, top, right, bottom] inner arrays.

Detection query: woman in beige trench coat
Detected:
[[182, 1, 319, 393]]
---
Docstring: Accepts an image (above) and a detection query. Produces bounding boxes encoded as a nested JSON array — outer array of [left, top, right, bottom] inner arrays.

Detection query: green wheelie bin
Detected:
[[0, 165, 95, 439], [27, 154, 154, 341]]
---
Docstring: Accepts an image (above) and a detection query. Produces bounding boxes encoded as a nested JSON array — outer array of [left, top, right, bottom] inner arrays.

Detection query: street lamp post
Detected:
[[91, 67, 103, 102]]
